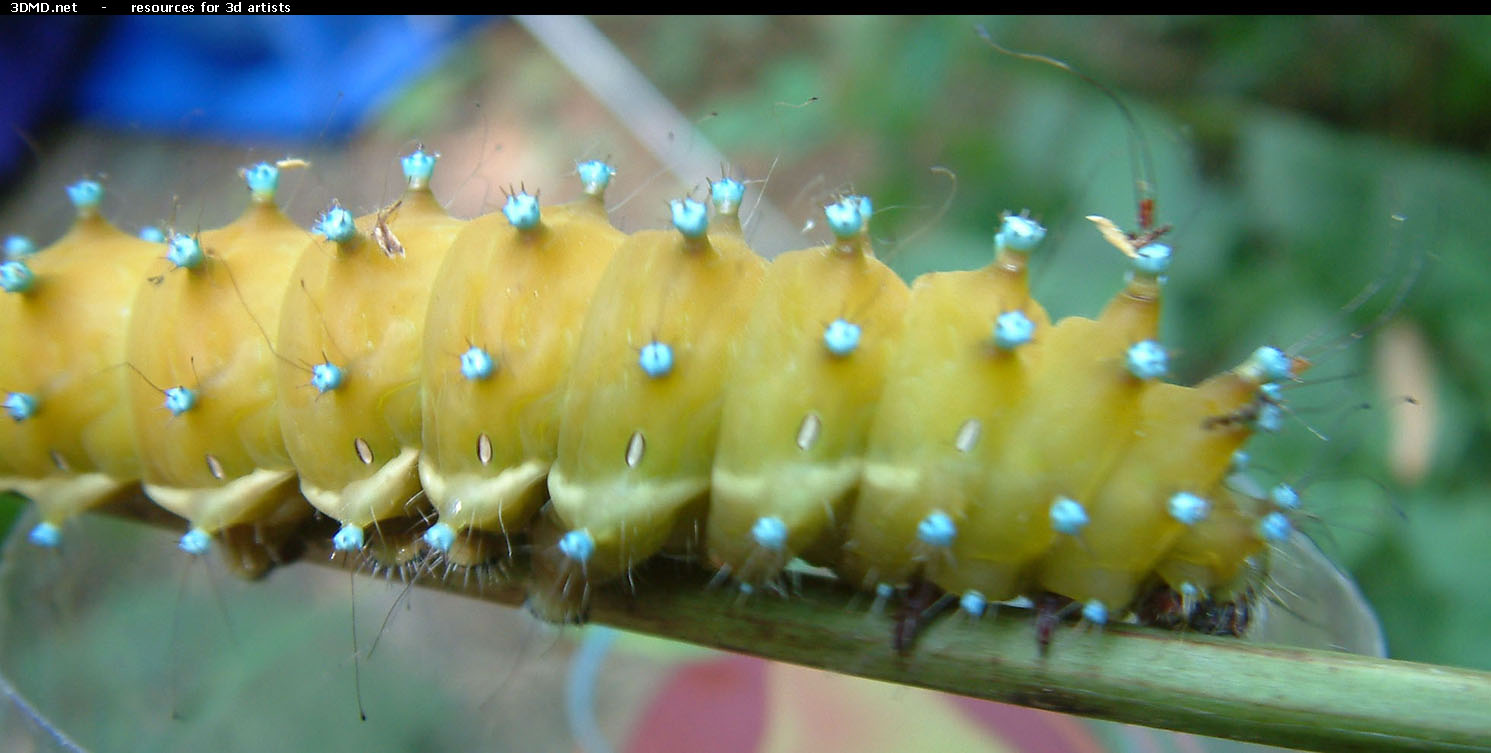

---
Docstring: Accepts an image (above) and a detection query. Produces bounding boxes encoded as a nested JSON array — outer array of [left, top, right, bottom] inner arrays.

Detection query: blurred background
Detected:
[[0, 14, 1488, 753]]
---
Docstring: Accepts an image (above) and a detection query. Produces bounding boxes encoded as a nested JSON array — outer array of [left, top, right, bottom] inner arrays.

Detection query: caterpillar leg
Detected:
[[890, 573, 949, 656]]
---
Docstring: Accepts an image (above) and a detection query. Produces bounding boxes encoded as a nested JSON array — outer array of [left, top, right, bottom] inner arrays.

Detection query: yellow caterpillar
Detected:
[[0, 148, 1306, 640]]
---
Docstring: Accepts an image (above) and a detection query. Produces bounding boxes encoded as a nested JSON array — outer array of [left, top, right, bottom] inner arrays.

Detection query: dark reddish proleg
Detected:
[[1034, 592, 1074, 657], [1134, 583, 1253, 637], [891, 573, 947, 656]]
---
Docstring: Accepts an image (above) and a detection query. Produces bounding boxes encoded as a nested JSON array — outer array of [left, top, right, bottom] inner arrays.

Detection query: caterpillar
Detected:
[[2, 14, 1443, 748], [0, 162, 1359, 753], [0, 140, 1309, 646]]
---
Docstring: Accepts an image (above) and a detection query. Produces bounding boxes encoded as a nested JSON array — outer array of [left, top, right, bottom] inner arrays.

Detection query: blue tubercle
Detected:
[[460, 347, 495, 380], [315, 203, 356, 243], [916, 511, 956, 548], [710, 178, 745, 216], [402, 149, 436, 186], [1256, 403, 1284, 433], [311, 362, 345, 393], [751, 516, 788, 551], [823, 318, 861, 357], [167, 234, 205, 269], [1248, 346, 1293, 383], [502, 193, 540, 230], [851, 195, 873, 225], [995, 215, 1046, 252], [823, 198, 863, 238], [163, 386, 196, 416], [670, 198, 708, 238], [993, 310, 1034, 350], [1050, 496, 1089, 536], [179, 528, 211, 555], [577, 160, 615, 196], [4, 392, 39, 421], [244, 162, 279, 198], [1260, 511, 1292, 543], [1259, 382, 1284, 402], [1125, 340, 1168, 380], [960, 590, 987, 617], [1082, 599, 1109, 626], [333, 524, 365, 551], [1, 260, 34, 293], [639, 342, 673, 378], [67, 180, 103, 209], [559, 529, 595, 563], [423, 522, 456, 552], [139, 226, 166, 243], [1270, 483, 1300, 510], [4, 235, 35, 258], [1167, 492, 1211, 526], [28, 522, 60, 548], [1132, 243, 1172, 276]]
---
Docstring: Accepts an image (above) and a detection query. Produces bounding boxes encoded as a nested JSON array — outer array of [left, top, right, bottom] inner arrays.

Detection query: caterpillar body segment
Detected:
[[706, 196, 910, 588], [1154, 486, 1269, 601], [538, 187, 767, 611], [0, 181, 160, 543], [1035, 350, 1287, 612], [839, 215, 1050, 593], [275, 150, 464, 555], [1146, 348, 1302, 604], [124, 164, 315, 564], [921, 237, 1168, 604], [418, 162, 626, 565]]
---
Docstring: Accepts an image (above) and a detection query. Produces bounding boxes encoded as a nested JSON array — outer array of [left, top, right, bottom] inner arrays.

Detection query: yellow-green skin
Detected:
[[937, 274, 1162, 601], [1036, 372, 1262, 607], [1157, 485, 1268, 596], [126, 194, 312, 535], [547, 219, 766, 584], [839, 246, 1049, 591], [707, 232, 909, 585], [2, 168, 1287, 621], [276, 186, 463, 530], [419, 194, 624, 543], [0, 206, 158, 525]]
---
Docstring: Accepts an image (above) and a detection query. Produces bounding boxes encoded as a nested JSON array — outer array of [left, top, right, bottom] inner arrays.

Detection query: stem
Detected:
[[98, 496, 1491, 752]]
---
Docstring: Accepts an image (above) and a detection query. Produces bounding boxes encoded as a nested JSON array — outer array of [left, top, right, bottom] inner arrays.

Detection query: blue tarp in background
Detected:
[[0, 16, 491, 183]]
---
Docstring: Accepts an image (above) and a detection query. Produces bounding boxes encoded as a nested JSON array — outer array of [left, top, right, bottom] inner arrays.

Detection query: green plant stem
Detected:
[[104, 497, 1491, 752]]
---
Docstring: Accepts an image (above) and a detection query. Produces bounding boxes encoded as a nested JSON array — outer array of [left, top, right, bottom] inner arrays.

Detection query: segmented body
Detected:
[[0, 153, 1304, 635]]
